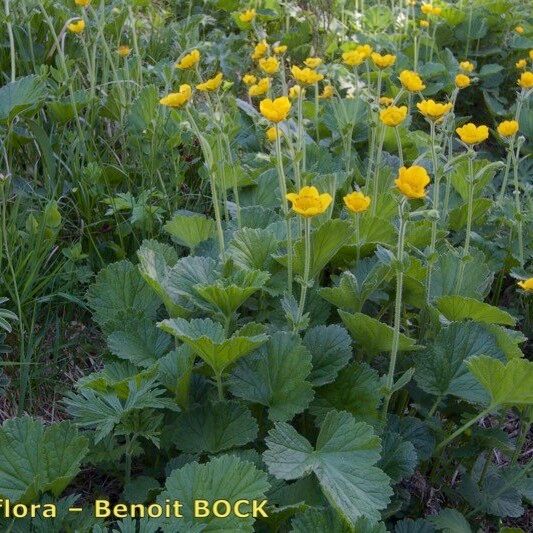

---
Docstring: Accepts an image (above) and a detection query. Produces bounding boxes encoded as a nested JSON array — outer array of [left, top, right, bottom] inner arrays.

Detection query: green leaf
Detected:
[[282, 219, 353, 278], [467, 356, 533, 407], [436, 296, 516, 326], [428, 508, 472, 532], [127, 85, 159, 134], [158, 455, 270, 531], [448, 199, 493, 231], [164, 211, 216, 250], [158, 318, 268, 376], [0, 75, 47, 124], [320, 258, 390, 313], [0, 417, 88, 502], [87, 260, 161, 332], [394, 518, 434, 532], [107, 318, 172, 367], [311, 363, 381, 425], [378, 432, 417, 483], [415, 322, 505, 404], [482, 324, 526, 360], [194, 269, 270, 318], [339, 311, 418, 355], [64, 378, 177, 443], [228, 227, 279, 271], [264, 411, 392, 526], [430, 247, 493, 300], [229, 331, 313, 421], [387, 415, 435, 462], [290, 507, 351, 533], [174, 400, 258, 453], [303, 324, 352, 386], [122, 476, 160, 504], [137, 244, 194, 317], [451, 159, 499, 201], [159, 350, 195, 410], [290, 508, 386, 533], [47, 89, 92, 123], [458, 459, 524, 518]]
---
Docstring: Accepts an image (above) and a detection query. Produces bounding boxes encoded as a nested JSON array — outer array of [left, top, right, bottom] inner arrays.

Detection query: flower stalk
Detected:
[[296, 217, 312, 327], [382, 198, 408, 420], [275, 124, 293, 293]]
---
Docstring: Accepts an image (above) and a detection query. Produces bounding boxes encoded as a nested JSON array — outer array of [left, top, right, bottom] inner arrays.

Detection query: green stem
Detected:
[[436, 407, 492, 453], [455, 150, 475, 294], [314, 82, 320, 141], [394, 126, 403, 167], [370, 125, 386, 215], [511, 143, 524, 267], [186, 107, 225, 255], [382, 199, 408, 420], [354, 215, 360, 262], [128, 5, 143, 86], [296, 218, 311, 327], [275, 124, 293, 293], [498, 141, 514, 204], [426, 121, 440, 302], [511, 420, 530, 465], [427, 395, 442, 418], [4, 0, 16, 82], [216, 373, 224, 401]]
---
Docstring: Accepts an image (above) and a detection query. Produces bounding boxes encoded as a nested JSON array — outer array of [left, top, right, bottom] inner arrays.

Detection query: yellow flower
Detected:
[[249, 77, 270, 97], [416, 99, 453, 120], [117, 45, 131, 58], [259, 56, 279, 74], [289, 85, 303, 98], [379, 96, 394, 106], [497, 120, 519, 138], [371, 52, 396, 69], [343, 191, 371, 213], [239, 9, 256, 23], [517, 278, 533, 291], [196, 72, 223, 92], [320, 85, 334, 99], [243, 73, 257, 85], [518, 71, 533, 89], [291, 65, 324, 85], [455, 74, 471, 89], [342, 49, 365, 67], [286, 186, 333, 217], [355, 44, 373, 59], [67, 19, 85, 33], [516, 59, 527, 69], [252, 40, 269, 60], [395, 166, 431, 199], [379, 105, 408, 127], [515, 26, 524, 34], [304, 57, 322, 69], [421, 3, 433, 14], [266, 126, 278, 142], [456, 123, 489, 145], [274, 44, 287, 54], [460, 61, 474, 73], [175, 49, 200, 69], [420, 20, 430, 28], [399, 70, 426, 92], [75, 0, 90, 6], [432, 6, 442, 16], [260, 96, 291, 122], [159, 84, 192, 108]]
